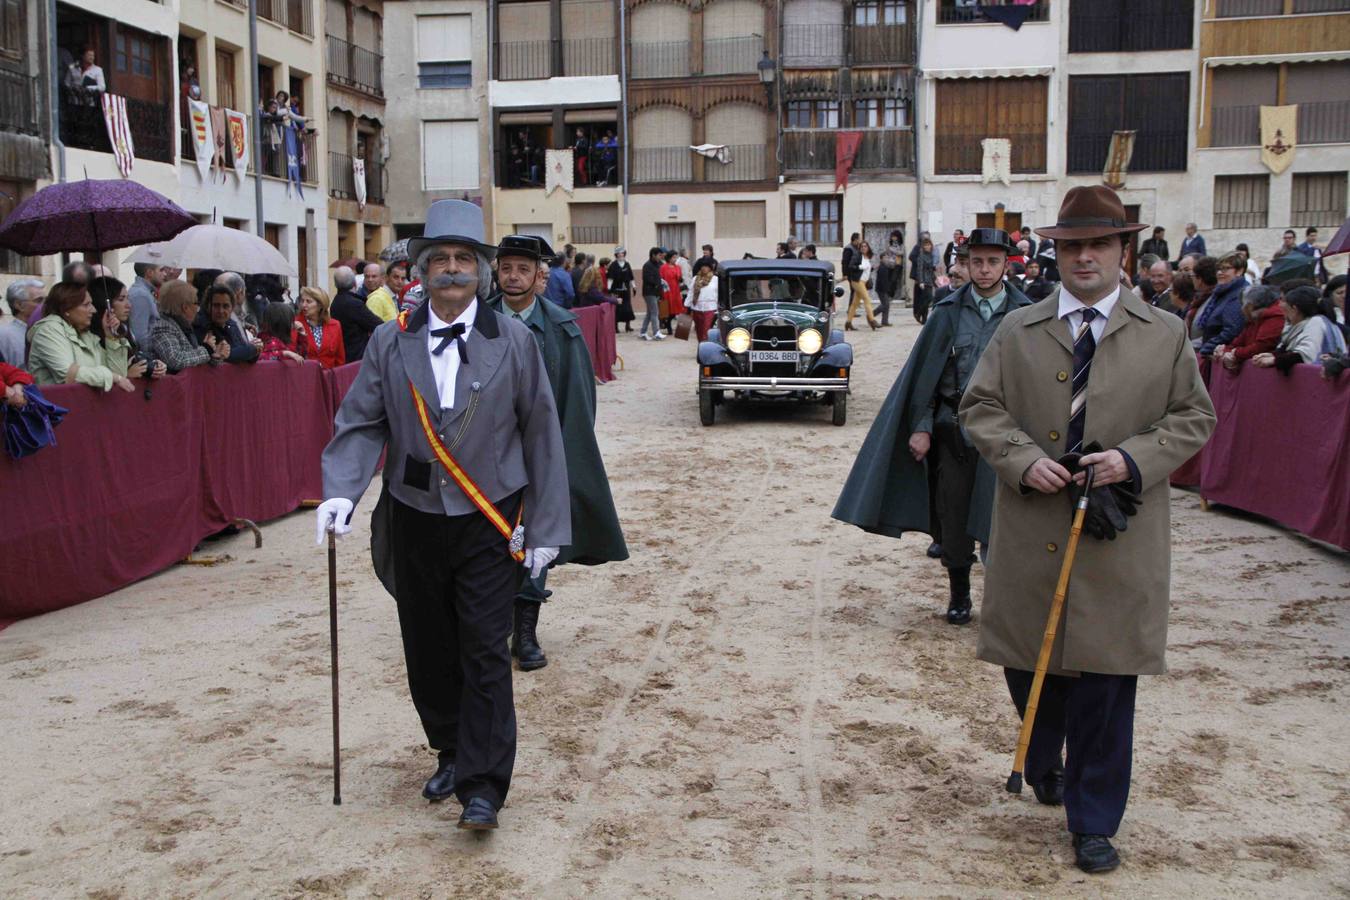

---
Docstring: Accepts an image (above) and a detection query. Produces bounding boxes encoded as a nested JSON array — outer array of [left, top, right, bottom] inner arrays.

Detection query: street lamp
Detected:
[[757, 50, 776, 99]]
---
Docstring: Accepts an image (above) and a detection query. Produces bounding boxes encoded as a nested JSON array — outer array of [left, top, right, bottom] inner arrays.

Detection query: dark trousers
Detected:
[[933, 424, 977, 570], [390, 494, 523, 808], [516, 568, 550, 604], [1004, 668, 1138, 837], [877, 291, 896, 325], [913, 285, 932, 323]]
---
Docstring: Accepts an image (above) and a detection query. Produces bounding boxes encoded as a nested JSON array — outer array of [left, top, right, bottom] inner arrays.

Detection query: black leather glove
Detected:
[[1057, 443, 1142, 541]]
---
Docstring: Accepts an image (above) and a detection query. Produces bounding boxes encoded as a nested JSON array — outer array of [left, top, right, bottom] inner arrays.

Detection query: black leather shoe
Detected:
[[946, 566, 972, 625], [511, 600, 548, 671], [1028, 764, 1064, 805], [458, 797, 499, 830], [422, 755, 456, 802], [1072, 834, 1120, 873], [926, 542, 943, 559]]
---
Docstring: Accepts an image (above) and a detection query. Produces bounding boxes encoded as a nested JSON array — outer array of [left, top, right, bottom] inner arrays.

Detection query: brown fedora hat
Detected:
[[1035, 185, 1149, 241]]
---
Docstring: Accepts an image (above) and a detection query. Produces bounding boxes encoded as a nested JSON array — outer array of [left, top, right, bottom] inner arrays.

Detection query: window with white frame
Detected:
[[423, 120, 479, 190], [417, 15, 472, 88]]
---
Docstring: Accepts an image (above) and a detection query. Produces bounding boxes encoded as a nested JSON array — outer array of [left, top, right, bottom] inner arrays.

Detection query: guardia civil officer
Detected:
[[488, 234, 628, 670], [315, 200, 570, 831], [960, 186, 1216, 872], [833, 229, 1030, 624]]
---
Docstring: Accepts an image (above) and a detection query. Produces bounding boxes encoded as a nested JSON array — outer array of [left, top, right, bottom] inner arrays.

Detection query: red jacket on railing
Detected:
[[294, 316, 346, 369], [1227, 304, 1286, 362]]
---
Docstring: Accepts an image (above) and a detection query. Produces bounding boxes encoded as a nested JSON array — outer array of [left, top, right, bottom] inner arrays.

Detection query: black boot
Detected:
[[946, 566, 972, 625], [511, 600, 548, 671]]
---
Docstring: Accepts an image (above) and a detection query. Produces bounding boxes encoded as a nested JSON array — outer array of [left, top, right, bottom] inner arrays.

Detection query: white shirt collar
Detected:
[[427, 299, 477, 336], [1057, 283, 1121, 326]]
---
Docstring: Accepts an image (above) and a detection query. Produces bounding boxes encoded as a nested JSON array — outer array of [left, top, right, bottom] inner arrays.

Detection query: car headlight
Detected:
[[798, 328, 823, 355], [727, 327, 751, 354]]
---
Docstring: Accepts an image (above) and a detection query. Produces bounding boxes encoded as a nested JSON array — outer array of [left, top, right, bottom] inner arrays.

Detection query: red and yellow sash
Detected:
[[398, 310, 525, 562]]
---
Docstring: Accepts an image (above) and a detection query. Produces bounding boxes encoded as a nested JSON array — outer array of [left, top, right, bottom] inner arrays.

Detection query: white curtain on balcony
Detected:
[[702, 0, 765, 76], [782, 0, 843, 66], [632, 106, 692, 182]]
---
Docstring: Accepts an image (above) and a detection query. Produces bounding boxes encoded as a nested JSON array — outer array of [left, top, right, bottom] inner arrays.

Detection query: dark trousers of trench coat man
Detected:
[[958, 187, 1216, 868]]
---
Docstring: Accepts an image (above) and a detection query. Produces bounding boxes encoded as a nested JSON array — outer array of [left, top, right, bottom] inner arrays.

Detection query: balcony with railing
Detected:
[[782, 25, 845, 67], [936, 131, 1047, 174], [1299, 100, 1350, 144], [498, 39, 552, 80], [938, 0, 1049, 24], [784, 128, 914, 172], [850, 23, 916, 65], [782, 23, 915, 68], [1210, 104, 1260, 147], [258, 129, 319, 183], [630, 41, 691, 79], [703, 144, 767, 181], [327, 35, 383, 96], [1066, 130, 1185, 174], [329, 151, 384, 204], [702, 35, 763, 76], [258, 0, 314, 36], [60, 96, 172, 164], [631, 146, 692, 183], [1214, 0, 1283, 15], [0, 70, 41, 135], [563, 37, 616, 76]]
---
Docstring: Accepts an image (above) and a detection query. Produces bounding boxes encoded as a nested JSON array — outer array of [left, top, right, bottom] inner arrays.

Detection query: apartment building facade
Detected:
[[0, 0, 53, 284]]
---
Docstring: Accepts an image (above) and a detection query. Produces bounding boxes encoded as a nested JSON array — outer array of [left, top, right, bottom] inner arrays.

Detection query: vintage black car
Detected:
[[697, 259, 853, 426]]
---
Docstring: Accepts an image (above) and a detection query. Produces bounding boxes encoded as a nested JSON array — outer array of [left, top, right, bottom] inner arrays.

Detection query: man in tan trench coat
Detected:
[[959, 185, 1216, 874]]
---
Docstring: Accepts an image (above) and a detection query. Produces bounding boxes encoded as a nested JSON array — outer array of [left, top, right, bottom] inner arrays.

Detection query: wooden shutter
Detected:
[[1291, 173, 1348, 228], [1067, 75, 1123, 174], [935, 78, 1044, 174], [1125, 73, 1188, 172], [934, 79, 988, 174], [1213, 175, 1269, 230]]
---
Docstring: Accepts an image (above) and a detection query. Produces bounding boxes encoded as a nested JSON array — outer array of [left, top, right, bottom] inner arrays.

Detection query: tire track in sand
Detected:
[[540, 445, 782, 891], [798, 547, 828, 899]]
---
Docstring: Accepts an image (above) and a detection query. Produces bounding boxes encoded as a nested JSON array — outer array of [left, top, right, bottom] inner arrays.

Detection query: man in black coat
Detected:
[[330, 264, 384, 361]]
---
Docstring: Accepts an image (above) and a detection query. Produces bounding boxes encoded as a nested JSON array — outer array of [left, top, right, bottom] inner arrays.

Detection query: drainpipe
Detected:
[[250, 0, 265, 238], [619, 0, 629, 219], [912, 0, 923, 245], [486, 1, 495, 233], [48, 0, 65, 182]]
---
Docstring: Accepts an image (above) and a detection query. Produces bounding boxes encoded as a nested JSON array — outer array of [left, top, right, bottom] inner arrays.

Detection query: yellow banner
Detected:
[[1260, 105, 1297, 175]]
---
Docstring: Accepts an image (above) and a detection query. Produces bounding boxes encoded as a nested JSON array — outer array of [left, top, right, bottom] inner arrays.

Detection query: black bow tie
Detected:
[[430, 322, 468, 363]]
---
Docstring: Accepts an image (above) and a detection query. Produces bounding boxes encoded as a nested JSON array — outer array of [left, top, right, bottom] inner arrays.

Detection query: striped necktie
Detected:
[[1066, 308, 1099, 454]]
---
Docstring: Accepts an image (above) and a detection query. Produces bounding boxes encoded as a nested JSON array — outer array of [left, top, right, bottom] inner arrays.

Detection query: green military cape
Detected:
[[489, 295, 628, 566], [831, 281, 1031, 545]]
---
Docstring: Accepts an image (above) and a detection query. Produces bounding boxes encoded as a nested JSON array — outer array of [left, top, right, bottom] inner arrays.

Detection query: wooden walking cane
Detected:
[[328, 529, 342, 806], [1006, 466, 1095, 795]]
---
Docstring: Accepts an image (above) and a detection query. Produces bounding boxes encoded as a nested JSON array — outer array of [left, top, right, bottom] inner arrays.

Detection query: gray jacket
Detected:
[[128, 276, 160, 348], [322, 299, 572, 549]]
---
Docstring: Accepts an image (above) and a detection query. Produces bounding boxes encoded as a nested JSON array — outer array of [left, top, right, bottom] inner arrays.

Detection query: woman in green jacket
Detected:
[[27, 281, 135, 393], [89, 277, 165, 379]]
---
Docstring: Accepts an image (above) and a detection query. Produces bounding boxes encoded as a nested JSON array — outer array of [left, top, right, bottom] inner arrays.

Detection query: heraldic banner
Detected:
[[981, 138, 1011, 187], [545, 148, 574, 197], [835, 131, 863, 191], [225, 109, 249, 180], [189, 99, 213, 181], [1102, 130, 1136, 190], [1260, 105, 1297, 175], [100, 93, 135, 178]]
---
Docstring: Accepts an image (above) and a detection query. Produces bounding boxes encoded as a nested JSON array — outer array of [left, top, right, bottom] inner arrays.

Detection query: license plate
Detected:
[[750, 350, 799, 363]]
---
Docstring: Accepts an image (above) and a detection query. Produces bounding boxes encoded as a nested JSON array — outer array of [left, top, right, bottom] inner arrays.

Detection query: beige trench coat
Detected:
[[958, 287, 1216, 676]]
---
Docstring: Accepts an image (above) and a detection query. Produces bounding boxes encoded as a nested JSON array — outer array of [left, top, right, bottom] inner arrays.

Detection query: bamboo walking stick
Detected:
[[1006, 466, 1095, 795], [328, 528, 342, 806]]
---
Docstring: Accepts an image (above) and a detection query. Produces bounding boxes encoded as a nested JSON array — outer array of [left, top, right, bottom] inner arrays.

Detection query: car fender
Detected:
[[708, 327, 721, 343], [825, 328, 846, 347], [816, 341, 853, 369], [698, 341, 733, 367]]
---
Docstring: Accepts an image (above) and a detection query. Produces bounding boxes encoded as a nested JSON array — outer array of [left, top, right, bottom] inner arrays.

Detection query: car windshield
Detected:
[[727, 274, 823, 308]]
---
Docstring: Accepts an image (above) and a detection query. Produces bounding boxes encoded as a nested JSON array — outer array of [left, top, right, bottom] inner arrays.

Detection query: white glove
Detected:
[[523, 547, 559, 580], [315, 498, 354, 546]]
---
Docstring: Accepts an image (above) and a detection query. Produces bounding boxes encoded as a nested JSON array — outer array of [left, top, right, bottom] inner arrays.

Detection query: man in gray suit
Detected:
[[315, 199, 570, 832]]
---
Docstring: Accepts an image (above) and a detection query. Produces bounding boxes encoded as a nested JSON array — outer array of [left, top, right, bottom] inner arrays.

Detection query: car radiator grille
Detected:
[[750, 323, 799, 377]]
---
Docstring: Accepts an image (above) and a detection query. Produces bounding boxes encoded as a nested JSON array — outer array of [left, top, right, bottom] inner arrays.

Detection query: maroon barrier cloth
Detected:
[[1170, 355, 1211, 488], [0, 361, 343, 628], [1199, 364, 1350, 550]]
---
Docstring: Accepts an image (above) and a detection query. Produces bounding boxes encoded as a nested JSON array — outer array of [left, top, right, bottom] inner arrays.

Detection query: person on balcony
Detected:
[[596, 131, 618, 186], [573, 128, 590, 186], [64, 48, 105, 106]]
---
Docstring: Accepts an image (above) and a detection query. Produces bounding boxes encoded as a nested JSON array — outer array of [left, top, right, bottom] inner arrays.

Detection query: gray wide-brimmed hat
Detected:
[[407, 199, 497, 264]]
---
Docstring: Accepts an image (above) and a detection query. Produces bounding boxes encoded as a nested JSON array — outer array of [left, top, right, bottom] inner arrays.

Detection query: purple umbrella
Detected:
[[0, 179, 197, 256]]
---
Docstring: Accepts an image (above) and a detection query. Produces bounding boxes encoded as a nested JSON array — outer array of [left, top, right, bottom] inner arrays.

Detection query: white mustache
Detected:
[[428, 272, 477, 289]]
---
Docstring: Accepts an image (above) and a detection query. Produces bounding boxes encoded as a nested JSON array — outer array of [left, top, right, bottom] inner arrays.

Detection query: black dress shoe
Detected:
[[458, 797, 499, 830], [946, 566, 972, 625], [1072, 834, 1120, 873], [926, 542, 943, 559], [1028, 764, 1064, 805], [422, 755, 456, 802]]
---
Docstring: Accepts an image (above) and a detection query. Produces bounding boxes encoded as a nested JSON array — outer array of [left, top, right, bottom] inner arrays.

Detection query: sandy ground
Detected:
[[2, 314, 1349, 899]]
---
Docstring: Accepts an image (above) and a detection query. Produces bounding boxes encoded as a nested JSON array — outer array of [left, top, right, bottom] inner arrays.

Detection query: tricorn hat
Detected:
[[1035, 186, 1148, 241], [496, 233, 558, 264], [407, 199, 496, 266], [965, 227, 1015, 254]]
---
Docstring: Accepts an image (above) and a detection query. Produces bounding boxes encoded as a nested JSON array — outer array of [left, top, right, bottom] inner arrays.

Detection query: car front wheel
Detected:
[[699, 389, 715, 426], [831, 391, 847, 426]]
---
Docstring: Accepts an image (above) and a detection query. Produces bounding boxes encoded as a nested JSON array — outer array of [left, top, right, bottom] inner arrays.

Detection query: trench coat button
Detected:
[[1000, 449, 1008, 457], [1046, 542, 1058, 553], [1049, 430, 1060, 441], [1056, 371, 1068, 382], [1159, 436, 1168, 445]]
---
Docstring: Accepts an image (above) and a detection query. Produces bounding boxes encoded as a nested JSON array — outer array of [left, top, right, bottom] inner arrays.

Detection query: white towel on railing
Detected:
[[690, 144, 732, 164]]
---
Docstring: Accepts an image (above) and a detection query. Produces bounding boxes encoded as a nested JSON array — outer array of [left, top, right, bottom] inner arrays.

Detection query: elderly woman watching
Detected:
[[27, 281, 134, 392], [1251, 285, 1348, 373], [1217, 285, 1284, 370], [153, 281, 224, 372]]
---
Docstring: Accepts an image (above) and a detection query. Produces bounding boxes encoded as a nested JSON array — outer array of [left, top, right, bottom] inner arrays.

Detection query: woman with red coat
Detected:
[[1218, 284, 1284, 371], [659, 250, 684, 334], [294, 286, 346, 369]]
